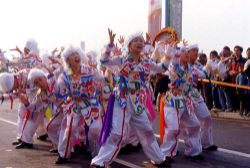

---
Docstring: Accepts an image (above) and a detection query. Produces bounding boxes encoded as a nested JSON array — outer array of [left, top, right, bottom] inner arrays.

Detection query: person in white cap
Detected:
[[10, 39, 42, 71], [15, 67, 64, 151], [55, 45, 103, 164], [86, 50, 98, 69], [90, 29, 171, 168], [0, 49, 10, 73], [187, 44, 218, 151], [0, 69, 37, 146], [159, 43, 203, 163]]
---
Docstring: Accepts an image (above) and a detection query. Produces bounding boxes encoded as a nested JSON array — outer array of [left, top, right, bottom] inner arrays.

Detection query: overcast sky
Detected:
[[0, 0, 249, 58]]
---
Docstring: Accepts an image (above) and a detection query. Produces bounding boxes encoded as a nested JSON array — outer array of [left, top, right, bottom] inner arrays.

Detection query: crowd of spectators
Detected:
[[152, 46, 250, 117], [195, 46, 250, 117]]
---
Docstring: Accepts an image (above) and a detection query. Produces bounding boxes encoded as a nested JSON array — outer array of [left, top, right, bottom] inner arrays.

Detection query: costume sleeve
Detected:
[[100, 44, 124, 68], [149, 61, 169, 74], [55, 73, 70, 101], [53, 66, 64, 79], [150, 44, 176, 73]]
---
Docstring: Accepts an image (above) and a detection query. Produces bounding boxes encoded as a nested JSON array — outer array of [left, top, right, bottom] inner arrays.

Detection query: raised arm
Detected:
[[100, 29, 124, 68], [150, 43, 177, 73]]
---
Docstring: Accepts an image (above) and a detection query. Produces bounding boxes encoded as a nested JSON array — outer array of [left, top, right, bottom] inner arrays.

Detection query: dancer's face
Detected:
[[34, 76, 48, 90], [180, 51, 189, 63], [67, 53, 81, 70], [129, 37, 145, 54], [188, 48, 198, 64]]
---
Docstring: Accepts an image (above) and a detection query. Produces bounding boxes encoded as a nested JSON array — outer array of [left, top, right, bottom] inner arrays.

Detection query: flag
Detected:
[[166, 0, 182, 39], [148, 0, 162, 39], [45, 106, 53, 120]]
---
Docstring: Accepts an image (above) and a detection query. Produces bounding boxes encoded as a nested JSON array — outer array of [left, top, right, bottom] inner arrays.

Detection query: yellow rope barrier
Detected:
[[199, 79, 250, 90]]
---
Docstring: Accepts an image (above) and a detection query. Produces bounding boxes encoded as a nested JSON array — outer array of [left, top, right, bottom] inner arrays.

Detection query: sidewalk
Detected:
[[211, 111, 250, 121]]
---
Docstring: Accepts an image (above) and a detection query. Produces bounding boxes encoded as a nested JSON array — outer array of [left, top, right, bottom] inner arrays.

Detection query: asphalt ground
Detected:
[[0, 100, 250, 168]]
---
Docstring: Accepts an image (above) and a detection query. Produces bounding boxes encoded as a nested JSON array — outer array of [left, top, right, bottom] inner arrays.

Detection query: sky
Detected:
[[0, 0, 249, 59]]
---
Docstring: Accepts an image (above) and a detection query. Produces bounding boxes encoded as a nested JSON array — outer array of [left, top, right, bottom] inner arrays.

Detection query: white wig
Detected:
[[187, 44, 199, 51], [62, 46, 86, 67], [86, 50, 98, 66], [86, 50, 98, 61], [0, 72, 14, 93], [126, 32, 144, 46], [41, 50, 50, 65], [28, 68, 46, 85], [25, 39, 39, 56]]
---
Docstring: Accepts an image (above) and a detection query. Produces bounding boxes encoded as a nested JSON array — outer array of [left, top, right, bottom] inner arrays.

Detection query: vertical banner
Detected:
[[148, 0, 162, 39], [165, 0, 170, 27], [168, 0, 182, 39]]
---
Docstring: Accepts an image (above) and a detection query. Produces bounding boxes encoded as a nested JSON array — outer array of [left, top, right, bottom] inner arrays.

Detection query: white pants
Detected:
[[58, 111, 102, 158], [17, 103, 26, 140], [21, 110, 45, 144], [88, 117, 102, 157], [161, 104, 202, 157], [46, 109, 64, 147], [122, 124, 140, 147], [194, 101, 213, 148], [91, 97, 165, 167]]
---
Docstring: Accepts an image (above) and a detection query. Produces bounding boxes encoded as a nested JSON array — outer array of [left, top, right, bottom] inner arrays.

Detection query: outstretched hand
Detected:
[[118, 35, 125, 45], [10, 46, 22, 54], [146, 33, 151, 43], [108, 28, 116, 45], [51, 48, 58, 55], [113, 43, 122, 56], [182, 39, 188, 48]]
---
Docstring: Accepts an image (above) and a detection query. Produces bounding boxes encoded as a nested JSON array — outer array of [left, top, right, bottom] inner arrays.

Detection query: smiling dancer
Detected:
[[90, 29, 171, 168], [55, 46, 103, 164]]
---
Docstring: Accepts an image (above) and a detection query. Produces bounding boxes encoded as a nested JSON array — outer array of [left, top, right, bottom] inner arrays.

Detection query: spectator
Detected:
[[206, 50, 222, 111], [236, 65, 248, 116], [228, 45, 247, 111], [217, 46, 233, 112], [244, 60, 250, 117], [197, 53, 213, 110], [246, 47, 250, 59]]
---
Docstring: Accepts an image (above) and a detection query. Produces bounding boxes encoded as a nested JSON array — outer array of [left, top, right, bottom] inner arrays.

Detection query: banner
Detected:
[[168, 0, 182, 39], [148, 0, 162, 39]]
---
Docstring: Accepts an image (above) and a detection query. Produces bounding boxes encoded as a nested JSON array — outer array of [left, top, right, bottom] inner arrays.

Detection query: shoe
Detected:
[[49, 148, 58, 153], [239, 110, 244, 116], [37, 134, 48, 141], [15, 142, 33, 149], [211, 108, 222, 112], [74, 144, 81, 154], [203, 145, 218, 151], [119, 145, 131, 155], [246, 112, 250, 117], [89, 164, 104, 168], [130, 144, 141, 152], [166, 156, 174, 163], [225, 108, 233, 112], [12, 139, 22, 146], [154, 159, 171, 168], [55, 157, 68, 164], [186, 154, 204, 161]]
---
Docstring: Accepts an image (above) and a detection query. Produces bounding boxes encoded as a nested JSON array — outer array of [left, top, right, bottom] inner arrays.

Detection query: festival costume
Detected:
[[91, 42, 169, 167], [57, 65, 103, 159], [160, 47, 202, 158]]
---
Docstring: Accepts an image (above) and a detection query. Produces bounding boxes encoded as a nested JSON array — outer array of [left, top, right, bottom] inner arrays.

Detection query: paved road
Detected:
[[0, 100, 250, 168]]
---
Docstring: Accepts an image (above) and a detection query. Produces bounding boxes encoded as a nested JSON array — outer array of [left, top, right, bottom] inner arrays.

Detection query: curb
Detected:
[[211, 111, 250, 121]]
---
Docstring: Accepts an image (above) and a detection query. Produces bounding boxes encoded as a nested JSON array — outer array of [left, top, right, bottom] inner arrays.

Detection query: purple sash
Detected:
[[99, 93, 115, 145]]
